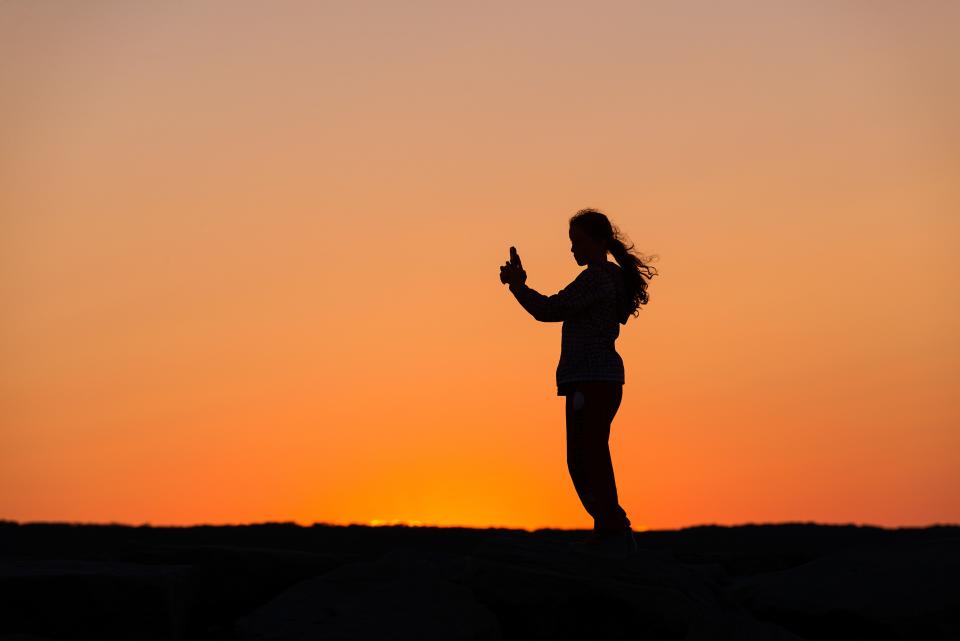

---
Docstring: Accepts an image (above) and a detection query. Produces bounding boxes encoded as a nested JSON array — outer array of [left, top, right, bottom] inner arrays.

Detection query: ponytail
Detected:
[[570, 208, 659, 325]]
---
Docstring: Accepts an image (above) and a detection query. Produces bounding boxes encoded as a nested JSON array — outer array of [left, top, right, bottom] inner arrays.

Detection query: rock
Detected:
[[235, 547, 502, 641], [728, 537, 960, 639], [3, 522, 957, 640], [465, 533, 803, 641], [0, 558, 193, 641]]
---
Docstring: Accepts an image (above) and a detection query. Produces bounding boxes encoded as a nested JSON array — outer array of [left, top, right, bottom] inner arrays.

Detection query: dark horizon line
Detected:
[[2, 518, 957, 531]]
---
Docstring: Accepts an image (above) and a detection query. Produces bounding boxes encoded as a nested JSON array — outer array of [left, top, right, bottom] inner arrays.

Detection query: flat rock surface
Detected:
[[1, 521, 957, 640]]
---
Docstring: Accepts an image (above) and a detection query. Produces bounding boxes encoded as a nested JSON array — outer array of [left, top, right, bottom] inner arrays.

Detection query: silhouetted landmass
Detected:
[[1, 520, 957, 640]]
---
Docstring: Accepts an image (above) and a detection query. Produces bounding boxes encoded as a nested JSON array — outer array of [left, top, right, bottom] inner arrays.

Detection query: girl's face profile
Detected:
[[569, 224, 603, 265]]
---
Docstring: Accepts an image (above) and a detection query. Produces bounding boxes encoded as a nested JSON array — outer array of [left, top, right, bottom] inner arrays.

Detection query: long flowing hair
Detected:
[[570, 208, 659, 325]]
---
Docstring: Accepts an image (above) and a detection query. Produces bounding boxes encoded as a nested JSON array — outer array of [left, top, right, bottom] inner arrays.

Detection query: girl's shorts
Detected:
[[558, 383, 586, 411], [559, 381, 623, 411]]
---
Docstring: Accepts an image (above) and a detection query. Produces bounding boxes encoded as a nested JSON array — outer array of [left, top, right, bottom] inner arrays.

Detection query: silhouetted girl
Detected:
[[500, 208, 658, 557]]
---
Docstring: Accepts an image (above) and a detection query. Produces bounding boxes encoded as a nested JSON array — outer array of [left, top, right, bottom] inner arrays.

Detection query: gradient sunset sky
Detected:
[[2, 2, 957, 531]]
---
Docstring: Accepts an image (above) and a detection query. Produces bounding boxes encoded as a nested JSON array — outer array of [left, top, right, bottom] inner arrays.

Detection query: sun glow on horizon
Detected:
[[368, 519, 425, 527]]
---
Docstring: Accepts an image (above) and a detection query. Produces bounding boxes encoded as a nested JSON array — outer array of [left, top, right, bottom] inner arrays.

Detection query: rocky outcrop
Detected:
[[1, 521, 957, 640]]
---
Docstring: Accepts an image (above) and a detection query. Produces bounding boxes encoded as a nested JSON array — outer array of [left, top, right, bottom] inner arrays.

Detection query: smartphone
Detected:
[[501, 246, 518, 284]]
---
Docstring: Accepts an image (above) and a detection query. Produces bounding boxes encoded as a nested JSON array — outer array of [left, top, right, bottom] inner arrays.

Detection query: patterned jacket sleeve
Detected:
[[509, 268, 604, 322]]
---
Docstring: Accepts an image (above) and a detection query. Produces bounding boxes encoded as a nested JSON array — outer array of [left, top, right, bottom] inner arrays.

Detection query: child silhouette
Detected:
[[501, 209, 658, 558]]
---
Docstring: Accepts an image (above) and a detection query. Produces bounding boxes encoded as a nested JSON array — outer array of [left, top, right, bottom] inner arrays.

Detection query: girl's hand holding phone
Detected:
[[499, 246, 527, 288]]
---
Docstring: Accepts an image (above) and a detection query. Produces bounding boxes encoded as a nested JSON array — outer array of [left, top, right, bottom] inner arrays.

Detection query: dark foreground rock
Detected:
[[0, 521, 957, 640]]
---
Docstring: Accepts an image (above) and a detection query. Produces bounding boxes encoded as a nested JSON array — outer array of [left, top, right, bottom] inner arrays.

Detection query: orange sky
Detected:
[[2, 2, 958, 531]]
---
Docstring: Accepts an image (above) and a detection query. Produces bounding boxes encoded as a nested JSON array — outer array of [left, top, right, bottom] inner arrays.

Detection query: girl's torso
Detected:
[[556, 261, 625, 394]]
